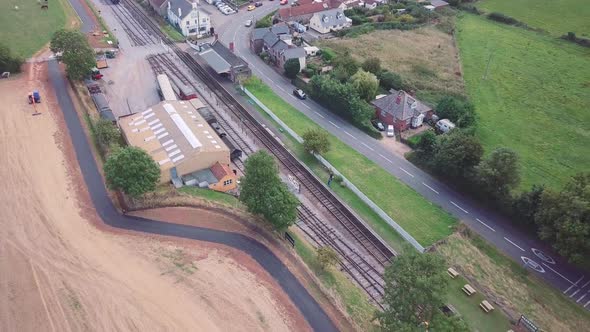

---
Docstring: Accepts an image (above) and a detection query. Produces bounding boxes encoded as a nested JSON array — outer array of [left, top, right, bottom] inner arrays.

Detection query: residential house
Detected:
[[279, 47, 306, 72], [371, 89, 433, 132], [250, 27, 306, 72], [182, 161, 237, 192], [250, 24, 289, 54], [418, 0, 449, 10], [149, 0, 169, 16], [363, 0, 378, 9], [309, 8, 351, 34], [276, 0, 345, 24], [167, 0, 211, 37]]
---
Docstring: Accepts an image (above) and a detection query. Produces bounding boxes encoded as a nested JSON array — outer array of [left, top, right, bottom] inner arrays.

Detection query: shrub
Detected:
[[302, 129, 331, 155], [378, 70, 404, 91], [436, 96, 476, 128], [283, 58, 301, 79], [321, 47, 336, 62], [487, 12, 525, 27], [362, 57, 381, 75], [0, 44, 23, 73]]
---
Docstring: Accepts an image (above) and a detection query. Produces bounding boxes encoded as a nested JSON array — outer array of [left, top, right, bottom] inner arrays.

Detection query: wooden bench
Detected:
[[480, 300, 494, 313], [447, 267, 459, 278], [462, 284, 476, 296]]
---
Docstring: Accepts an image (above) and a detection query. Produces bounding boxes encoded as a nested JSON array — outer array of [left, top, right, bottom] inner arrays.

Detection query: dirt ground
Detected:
[[0, 64, 306, 331]]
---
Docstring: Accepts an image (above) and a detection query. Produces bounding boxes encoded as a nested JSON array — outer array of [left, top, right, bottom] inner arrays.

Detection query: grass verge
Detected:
[[457, 14, 590, 191], [83, 0, 118, 46], [243, 77, 456, 247], [161, 24, 185, 42], [436, 230, 590, 331], [178, 186, 242, 209]]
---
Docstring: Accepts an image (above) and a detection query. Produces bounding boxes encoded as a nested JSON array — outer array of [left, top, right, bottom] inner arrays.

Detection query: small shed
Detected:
[[198, 41, 251, 83]]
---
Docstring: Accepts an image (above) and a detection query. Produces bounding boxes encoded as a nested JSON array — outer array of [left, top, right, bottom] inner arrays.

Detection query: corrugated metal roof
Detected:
[[199, 48, 231, 73]]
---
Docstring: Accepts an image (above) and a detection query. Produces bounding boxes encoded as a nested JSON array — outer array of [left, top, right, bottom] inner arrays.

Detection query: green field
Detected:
[[457, 14, 590, 190], [244, 78, 457, 247], [477, 0, 590, 36], [0, 0, 69, 57]]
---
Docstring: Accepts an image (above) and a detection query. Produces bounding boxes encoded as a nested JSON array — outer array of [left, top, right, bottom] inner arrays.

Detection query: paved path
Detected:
[[68, 0, 97, 33], [217, 3, 590, 306], [47, 59, 338, 331]]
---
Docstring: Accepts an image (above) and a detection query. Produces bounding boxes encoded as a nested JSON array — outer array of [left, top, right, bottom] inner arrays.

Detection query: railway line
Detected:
[[107, 0, 158, 46], [119, 0, 396, 305]]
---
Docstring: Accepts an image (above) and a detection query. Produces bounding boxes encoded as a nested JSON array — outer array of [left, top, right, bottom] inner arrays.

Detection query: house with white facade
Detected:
[[167, 0, 211, 37], [309, 8, 351, 34]]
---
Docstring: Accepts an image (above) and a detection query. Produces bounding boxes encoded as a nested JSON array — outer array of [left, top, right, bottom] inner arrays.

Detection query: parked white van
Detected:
[[435, 119, 456, 133], [387, 125, 395, 137]]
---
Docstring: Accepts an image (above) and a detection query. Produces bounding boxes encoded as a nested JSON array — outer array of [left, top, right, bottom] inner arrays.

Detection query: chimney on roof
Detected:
[[395, 91, 403, 104], [178, 7, 182, 17], [229, 41, 234, 52], [192, 0, 197, 10]]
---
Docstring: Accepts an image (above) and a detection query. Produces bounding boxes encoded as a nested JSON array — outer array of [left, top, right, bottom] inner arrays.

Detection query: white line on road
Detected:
[[476, 218, 496, 232], [328, 121, 340, 128], [503, 237, 525, 251], [542, 263, 574, 285], [277, 86, 285, 92], [302, 104, 311, 109], [379, 154, 393, 163], [577, 293, 587, 303], [450, 201, 469, 214], [580, 279, 590, 290], [570, 289, 581, 298], [313, 111, 325, 118], [361, 142, 375, 151], [422, 182, 439, 194], [344, 131, 356, 139], [584, 300, 590, 308], [564, 276, 586, 294], [399, 167, 414, 178]]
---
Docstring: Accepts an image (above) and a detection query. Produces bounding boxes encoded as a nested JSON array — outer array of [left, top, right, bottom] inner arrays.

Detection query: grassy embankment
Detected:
[[476, 0, 590, 36], [457, 14, 590, 190], [0, 0, 73, 57], [244, 77, 457, 248]]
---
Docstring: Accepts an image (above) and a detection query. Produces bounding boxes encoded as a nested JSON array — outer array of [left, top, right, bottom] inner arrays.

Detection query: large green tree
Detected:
[[379, 251, 450, 331], [283, 58, 301, 79], [512, 184, 545, 227], [240, 151, 299, 230], [535, 173, 590, 265], [378, 70, 404, 91], [433, 130, 483, 178], [436, 96, 476, 128], [476, 147, 520, 198], [104, 147, 160, 197], [50, 29, 96, 80], [95, 118, 120, 150], [302, 129, 331, 155], [351, 69, 379, 102], [0, 43, 23, 73]]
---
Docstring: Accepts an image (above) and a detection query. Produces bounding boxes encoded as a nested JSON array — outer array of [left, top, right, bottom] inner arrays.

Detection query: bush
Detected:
[[255, 11, 275, 28], [378, 70, 404, 91], [302, 129, 331, 155], [362, 57, 381, 75], [321, 47, 336, 62], [283, 58, 300, 79], [561, 32, 590, 48], [436, 96, 476, 128], [487, 12, 526, 27], [0, 44, 23, 73]]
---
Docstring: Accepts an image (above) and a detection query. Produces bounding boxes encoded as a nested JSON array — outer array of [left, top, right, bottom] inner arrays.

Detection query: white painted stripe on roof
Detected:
[[142, 108, 153, 115], [165, 144, 178, 152], [153, 127, 166, 135], [148, 119, 160, 126], [168, 149, 181, 157], [163, 103, 201, 149], [197, 123, 203, 127], [211, 140, 217, 144], [158, 158, 170, 165], [187, 111, 193, 114], [139, 127, 150, 132], [215, 145, 221, 149], [206, 135, 213, 139], [157, 132, 169, 139], [191, 115, 197, 119], [134, 119, 146, 126], [171, 154, 185, 163], [144, 113, 155, 120], [132, 128, 139, 133], [203, 130, 209, 134], [162, 139, 174, 146], [144, 135, 156, 142], [150, 123, 163, 131]]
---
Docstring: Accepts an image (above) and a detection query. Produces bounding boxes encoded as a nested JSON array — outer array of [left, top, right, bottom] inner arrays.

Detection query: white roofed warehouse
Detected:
[[119, 99, 231, 185]]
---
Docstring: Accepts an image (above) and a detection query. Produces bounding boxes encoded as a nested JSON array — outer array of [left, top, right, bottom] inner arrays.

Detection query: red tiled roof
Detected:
[[278, 0, 342, 19], [210, 162, 233, 181]]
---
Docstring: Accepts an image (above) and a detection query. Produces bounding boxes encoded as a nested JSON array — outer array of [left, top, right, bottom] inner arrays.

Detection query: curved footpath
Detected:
[[47, 60, 337, 332]]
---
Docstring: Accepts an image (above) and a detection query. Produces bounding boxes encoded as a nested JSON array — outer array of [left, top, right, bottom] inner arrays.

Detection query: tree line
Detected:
[[0, 44, 23, 74]]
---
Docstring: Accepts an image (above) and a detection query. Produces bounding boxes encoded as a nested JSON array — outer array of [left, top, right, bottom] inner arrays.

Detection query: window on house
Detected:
[[195, 19, 198, 24], [186, 21, 190, 25], [223, 179, 233, 186]]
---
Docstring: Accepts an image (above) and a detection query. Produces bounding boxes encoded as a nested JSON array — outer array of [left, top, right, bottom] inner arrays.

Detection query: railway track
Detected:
[[121, 0, 396, 304], [108, 0, 157, 46]]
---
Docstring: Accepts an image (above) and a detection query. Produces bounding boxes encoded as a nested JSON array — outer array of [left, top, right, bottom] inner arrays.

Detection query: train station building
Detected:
[[119, 99, 236, 191]]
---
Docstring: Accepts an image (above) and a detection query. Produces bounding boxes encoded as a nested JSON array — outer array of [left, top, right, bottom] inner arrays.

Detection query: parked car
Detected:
[[435, 119, 455, 133], [371, 119, 385, 131], [293, 89, 306, 100], [255, 1, 262, 6], [245, 19, 253, 27], [280, 0, 288, 4], [247, 4, 255, 10], [387, 125, 395, 137]]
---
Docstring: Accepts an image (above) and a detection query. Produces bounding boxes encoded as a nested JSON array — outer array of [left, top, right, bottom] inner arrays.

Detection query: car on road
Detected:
[[245, 19, 253, 27], [371, 119, 385, 131], [255, 1, 263, 6], [293, 89, 306, 100], [247, 4, 255, 10]]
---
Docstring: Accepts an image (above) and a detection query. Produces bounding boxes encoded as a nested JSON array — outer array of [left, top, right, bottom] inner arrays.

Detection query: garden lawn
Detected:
[[477, 0, 590, 37], [244, 77, 457, 247], [0, 0, 68, 57], [457, 14, 590, 191], [179, 186, 243, 209]]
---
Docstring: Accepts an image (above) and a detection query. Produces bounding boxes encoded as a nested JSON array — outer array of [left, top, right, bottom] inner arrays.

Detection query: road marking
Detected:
[[450, 201, 469, 214], [542, 263, 574, 285], [361, 142, 374, 151], [580, 279, 590, 290], [303, 104, 311, 109], [570, 289, 582, 298], [476, 218, 496, 232], [314, 111, 325, 118], [379, 154, 393, 163], [577, 293, 588, 303], [344, 131, 356, 139], [521, 257, 545, 273], [399, 167, 414, 178], [504, 237, 525, 251], [422, 182, 439, 194], [260, 73, 271, 81], [564, 276, 585, 294], [278, 86, 285, 92], [328, 121, 340, 128], [585, 300, 590, 308]]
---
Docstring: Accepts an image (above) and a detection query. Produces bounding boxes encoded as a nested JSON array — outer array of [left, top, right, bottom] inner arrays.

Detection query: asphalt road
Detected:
[[68, 0, 96, 33], [218, 3, 590, 307], [47, 59, 338, 331]]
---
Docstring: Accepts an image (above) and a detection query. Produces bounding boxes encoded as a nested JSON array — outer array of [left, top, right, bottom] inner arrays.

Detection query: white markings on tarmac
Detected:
[[577, 293, 587, 303], [328, 121, 340, 128], [303, 103, 311, 109], [532, 248, 555, 264], [542, 263, 574, 284], [585, 300, 590, 308], [570, 289, 582, 297], [564, 276, 585, 294], [521, 257, 545, 273], [450, 201, 469, 214], [278, 86, 285, 92], [422, 182, 439, 194], [379, 154, 393, 163], [344, 131, 355, 138], [504, 237, 525, 251], [476, 218, 496, 232], [314, 111, 325, 118], [361, 142, 374, 151], [399, 167, 414, 178]]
